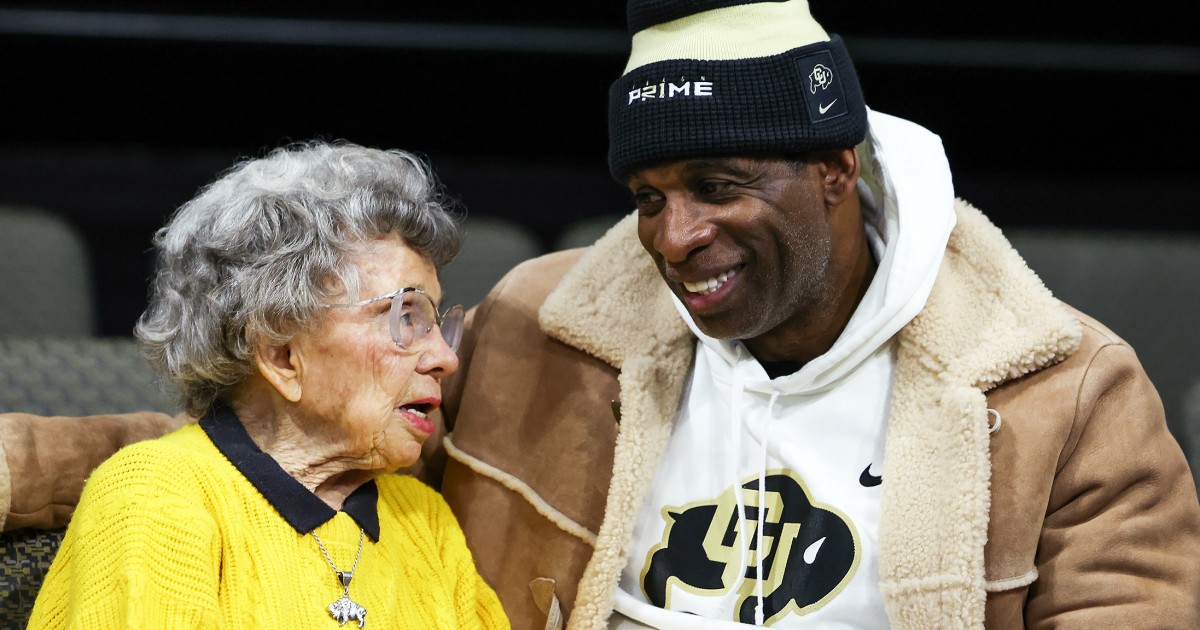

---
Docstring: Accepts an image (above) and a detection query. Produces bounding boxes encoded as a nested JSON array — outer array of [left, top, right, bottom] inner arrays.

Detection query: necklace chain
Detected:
[[312, 528, 365, 595]]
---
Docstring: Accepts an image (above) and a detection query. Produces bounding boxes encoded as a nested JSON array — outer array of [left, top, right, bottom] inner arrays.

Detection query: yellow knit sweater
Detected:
[[27, 423, 509, 629]]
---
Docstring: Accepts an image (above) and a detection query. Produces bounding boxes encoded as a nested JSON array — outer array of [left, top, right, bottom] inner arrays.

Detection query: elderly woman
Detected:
[[27, 141, 508, 628]]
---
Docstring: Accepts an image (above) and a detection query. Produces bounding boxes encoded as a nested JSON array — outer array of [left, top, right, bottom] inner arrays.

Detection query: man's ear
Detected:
[[819, 147, 860, 206], [255, 339, 303, 403]]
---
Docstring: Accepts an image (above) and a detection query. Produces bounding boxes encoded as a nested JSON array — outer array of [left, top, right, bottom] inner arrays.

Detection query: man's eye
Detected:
[[633, 191, 665, 213], [697, 180, 732, 196]]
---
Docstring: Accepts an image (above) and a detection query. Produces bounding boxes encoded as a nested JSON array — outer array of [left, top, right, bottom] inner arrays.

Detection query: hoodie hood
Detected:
[[673, 108, 957, 394]]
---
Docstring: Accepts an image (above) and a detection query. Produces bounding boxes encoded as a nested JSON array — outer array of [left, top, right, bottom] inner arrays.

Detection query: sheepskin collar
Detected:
[[909, 201, 1081, 390], [539, 213, 690, 369], [876, 201, 1080, 626]]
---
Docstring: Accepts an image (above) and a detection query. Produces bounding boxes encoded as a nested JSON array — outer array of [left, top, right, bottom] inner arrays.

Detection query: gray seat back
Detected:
[[0, 207, 96, 336], [555, 214, 626, 251], [0, 337, 177, 415], [441, 216, 542, 310]]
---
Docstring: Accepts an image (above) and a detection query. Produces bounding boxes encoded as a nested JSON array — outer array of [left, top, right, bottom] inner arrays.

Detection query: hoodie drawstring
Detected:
[[729, 360, 751, 614], [753, 390, 782, 625]]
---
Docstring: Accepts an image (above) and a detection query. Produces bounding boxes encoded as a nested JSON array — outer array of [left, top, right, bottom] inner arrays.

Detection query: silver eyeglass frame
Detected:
[[324, 287, 464, 353]]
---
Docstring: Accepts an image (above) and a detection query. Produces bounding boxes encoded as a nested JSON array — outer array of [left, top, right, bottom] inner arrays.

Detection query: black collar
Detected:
[[200, 404, 381, 541]]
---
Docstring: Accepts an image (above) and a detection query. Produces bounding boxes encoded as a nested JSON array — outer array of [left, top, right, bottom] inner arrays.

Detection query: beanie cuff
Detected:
[[607, 35, 866, 180]]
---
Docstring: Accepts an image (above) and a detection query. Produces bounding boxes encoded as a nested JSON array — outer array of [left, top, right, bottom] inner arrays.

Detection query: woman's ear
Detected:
[[255, 340, 303, 403], [819, 147, 861, 206]]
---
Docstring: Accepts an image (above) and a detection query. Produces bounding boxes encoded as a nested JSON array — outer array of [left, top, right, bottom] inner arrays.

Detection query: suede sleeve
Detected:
[[0, 412, 185, 531], [1026, 343, 1200, 626]]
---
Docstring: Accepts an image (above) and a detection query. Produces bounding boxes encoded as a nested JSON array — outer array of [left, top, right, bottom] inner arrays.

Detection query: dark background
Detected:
[[2, 1, 1197, 336]]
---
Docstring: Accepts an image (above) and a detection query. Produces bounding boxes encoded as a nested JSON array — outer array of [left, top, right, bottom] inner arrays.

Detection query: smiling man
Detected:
[[436, 0, 1200, 628]]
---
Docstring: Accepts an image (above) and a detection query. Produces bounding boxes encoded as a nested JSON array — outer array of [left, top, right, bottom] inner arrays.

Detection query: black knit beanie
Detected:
[[607, 0, 868, 180]]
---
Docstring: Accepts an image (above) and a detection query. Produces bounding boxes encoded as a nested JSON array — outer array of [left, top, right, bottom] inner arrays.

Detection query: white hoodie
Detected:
[[612, 110, 957, 629]]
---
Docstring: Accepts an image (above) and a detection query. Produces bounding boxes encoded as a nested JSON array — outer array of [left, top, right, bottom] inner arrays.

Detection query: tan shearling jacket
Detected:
[[437, 202, 1200, 629]]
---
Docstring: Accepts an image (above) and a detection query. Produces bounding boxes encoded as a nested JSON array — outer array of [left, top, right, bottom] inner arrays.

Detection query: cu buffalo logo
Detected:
[[808, 63, 835, 93], [640, 470, 859, 625]]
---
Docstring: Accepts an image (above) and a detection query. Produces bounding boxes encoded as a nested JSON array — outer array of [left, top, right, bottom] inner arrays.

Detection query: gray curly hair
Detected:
[[135, 140, 463, 417]]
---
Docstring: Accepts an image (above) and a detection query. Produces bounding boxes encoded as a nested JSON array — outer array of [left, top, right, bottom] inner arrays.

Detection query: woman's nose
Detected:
[[416, 333, 460, 378]]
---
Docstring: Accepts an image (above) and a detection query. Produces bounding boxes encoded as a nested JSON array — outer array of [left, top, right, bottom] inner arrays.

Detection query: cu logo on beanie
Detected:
[[796, 51, 850, 122], [808, 63, 835, 93]]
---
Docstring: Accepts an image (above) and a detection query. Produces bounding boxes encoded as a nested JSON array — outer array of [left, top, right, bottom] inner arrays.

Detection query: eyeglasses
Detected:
[[325, 287, 464, 353]]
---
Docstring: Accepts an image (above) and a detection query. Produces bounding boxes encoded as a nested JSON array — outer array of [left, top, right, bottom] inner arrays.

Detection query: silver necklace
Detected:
[[312, 528, 367, 628]]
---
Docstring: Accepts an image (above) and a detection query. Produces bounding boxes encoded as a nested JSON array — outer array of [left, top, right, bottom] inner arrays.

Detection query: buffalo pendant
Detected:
[[328, 595, 367, 628]]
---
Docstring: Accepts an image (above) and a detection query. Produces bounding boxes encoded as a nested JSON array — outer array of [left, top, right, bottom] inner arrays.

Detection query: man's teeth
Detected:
[[683, 270, 735, 295]]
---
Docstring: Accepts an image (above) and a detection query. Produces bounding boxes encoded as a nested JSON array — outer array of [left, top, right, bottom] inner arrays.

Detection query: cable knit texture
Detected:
[[26, 423, 509, 629]]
